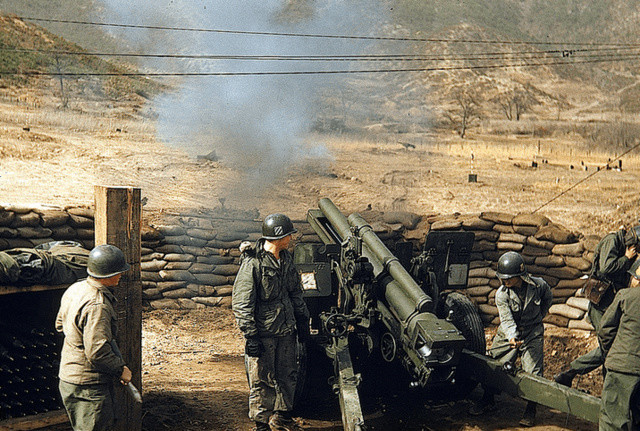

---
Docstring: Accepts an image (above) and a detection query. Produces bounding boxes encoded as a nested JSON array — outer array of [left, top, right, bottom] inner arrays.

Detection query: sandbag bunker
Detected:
[[139, 208, 597, 331]]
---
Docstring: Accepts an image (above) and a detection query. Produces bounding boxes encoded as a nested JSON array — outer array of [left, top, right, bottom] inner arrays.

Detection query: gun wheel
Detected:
[[380, 332, 397, 363]]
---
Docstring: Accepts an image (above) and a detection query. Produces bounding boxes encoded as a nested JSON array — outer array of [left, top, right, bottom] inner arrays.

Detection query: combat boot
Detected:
[[254, 421, 270, 431], [553, 368, 578, 387], [519, 401, 537, 427], [269, 410, 301, 431]]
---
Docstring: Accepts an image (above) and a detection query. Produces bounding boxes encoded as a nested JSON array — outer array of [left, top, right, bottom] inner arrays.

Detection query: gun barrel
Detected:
[[318, 198, 432, 319]]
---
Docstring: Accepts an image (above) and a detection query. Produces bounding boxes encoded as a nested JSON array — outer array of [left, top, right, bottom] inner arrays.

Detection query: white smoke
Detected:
[[94, 0, 389, 198]]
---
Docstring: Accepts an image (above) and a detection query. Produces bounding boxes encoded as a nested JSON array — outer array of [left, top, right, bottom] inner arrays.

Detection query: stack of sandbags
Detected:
[[140, 213, 259, 310], [139, 210, 406, 310], [0, 204, 94, 251], [403, 211, 599, 328]]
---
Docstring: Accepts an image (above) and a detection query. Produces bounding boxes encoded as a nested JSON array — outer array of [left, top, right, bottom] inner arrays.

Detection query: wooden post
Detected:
[[94, 186, 142, 431]]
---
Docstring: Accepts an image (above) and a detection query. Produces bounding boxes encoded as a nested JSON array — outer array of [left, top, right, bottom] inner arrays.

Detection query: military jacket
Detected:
[[232, 246, 309, 338], [495, 276, 553, 341], [56, 278, 126, 385], [599, 286, 640, 376], [591, 230, 633, 311]]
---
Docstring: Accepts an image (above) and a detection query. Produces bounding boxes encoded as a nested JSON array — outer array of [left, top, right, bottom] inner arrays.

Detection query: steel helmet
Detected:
[[261, 213, 297, 240], [87, 244, 130, 279], [496, 251, 527, 280], [625, 225, 640, 246]]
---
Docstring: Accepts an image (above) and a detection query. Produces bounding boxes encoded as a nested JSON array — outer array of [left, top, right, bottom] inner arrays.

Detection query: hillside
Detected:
[[0, 14, 158, 106]]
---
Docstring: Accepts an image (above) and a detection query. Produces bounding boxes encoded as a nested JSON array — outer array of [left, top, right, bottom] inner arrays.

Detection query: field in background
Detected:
[[0, 87, 638, 238]]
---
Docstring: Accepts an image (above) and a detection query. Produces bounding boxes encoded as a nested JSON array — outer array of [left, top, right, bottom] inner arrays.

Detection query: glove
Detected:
[[296, 316, 311, 343], [245, 337, 263, 357]]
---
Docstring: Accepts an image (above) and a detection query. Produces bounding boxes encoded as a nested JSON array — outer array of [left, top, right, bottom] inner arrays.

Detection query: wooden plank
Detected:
[[0, 409, 68, 430], [0, 284, 69, 296], [94, 186, 142, 431]]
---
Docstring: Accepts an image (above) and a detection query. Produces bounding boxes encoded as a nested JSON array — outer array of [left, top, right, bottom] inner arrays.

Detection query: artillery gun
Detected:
[[293, 198, 600, 430]]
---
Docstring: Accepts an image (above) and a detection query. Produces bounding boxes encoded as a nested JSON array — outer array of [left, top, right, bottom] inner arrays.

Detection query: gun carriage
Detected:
[[294, 198, 600, 430]]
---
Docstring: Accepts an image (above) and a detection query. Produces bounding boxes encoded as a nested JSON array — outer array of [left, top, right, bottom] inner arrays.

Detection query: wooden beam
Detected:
[[0, 409, 68, 431], [0, 284, 69, 296], [94, 186, 142, 431]]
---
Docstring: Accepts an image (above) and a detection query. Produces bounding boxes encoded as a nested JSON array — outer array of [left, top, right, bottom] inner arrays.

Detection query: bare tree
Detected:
[[494, 86, 537, 121], [53, 55, 69, 108], [445, 88, 481, 138]]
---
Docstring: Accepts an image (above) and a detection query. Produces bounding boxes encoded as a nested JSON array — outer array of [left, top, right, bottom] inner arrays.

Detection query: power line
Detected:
[[3, 53, 639, 77], [532, 140, 640, 214], [3, 46, 640, 62], [20, 16, 640, 48]]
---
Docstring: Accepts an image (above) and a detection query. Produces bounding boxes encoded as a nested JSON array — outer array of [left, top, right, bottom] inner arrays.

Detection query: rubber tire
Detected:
[[442, 292, 486, 354]]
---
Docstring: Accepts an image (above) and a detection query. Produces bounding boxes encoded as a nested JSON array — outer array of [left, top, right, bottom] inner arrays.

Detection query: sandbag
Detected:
[[468, 267, 496, 278], [149, 299, 181, 310], [566, 297, 590, 312], [535, 224, 576, 244], [535, 255, 564, 267], [564, 256, 591, 271], [549, 304, 584, 320], [496, 242, 523, 251], [543, 314, 569, 327], [11, 212, 41, 228], [382, 211, 421, 229], [473, 231, 500, 242], [568, 319, 594, 331], [188, 263, 214, 273], [0, 210, 15, 227], [164, 253, 195, 262], [462, 217, 495, 231], [431, 220, 462, 230], [512, 213, 550, 227], [466, 285, 493, 296], [472, 240, 496, 252], [521, 245, 550, 257], [499, 233, 528, 244], [156, 225, 186, 236], [478, 304, 499, 316], [513, 225, 538, 236], [39, 210, 70, 228], [164, 262, 192, 272], [163, 288, 197, 299], [186, 228, 217, 241], [493, 224, 515, 234], [526, 236, 555, 250], [552, 242, 584, 257], [159, 270, 196, 282], [480, 212, 513, 225], [545, 266, 583, 280]]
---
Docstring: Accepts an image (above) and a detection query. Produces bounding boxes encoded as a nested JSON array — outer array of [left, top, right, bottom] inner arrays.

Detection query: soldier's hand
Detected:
[[245, 337, 263, 357], [509, 338, 522, 349], [625, 245, 637, 260], [120, 366, 132, 385]]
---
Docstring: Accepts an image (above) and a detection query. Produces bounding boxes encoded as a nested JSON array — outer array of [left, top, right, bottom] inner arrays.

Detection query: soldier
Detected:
[[470, 251, 553, 427], [598, 259, 640, 430], [56, 244, 132, 431], [232, 213, 310, 431], [554, 225, 640, 387]]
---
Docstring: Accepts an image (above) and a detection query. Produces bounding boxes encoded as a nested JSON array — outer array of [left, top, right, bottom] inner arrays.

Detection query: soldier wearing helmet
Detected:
[[56, 244, 132, 431], [598, 259, 640, 430], [555, 224, 639, 388], [470, 251, 552, 427], [232, 213, 309, 431]]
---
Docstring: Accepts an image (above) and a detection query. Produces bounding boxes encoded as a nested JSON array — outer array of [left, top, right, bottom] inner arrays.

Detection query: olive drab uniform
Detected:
[[570, 230, 634, 374], [232, 241, 309, 424], [491, 276, 553, 375], [598, 286, 640, 430], [56, 278, 126, 431]]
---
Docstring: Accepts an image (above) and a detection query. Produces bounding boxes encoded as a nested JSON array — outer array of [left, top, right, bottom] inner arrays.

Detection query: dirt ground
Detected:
[[137, 309, 600, 431]]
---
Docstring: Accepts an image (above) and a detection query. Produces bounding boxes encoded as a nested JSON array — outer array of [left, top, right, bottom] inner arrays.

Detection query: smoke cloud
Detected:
[[94, 0, 389, 202]]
